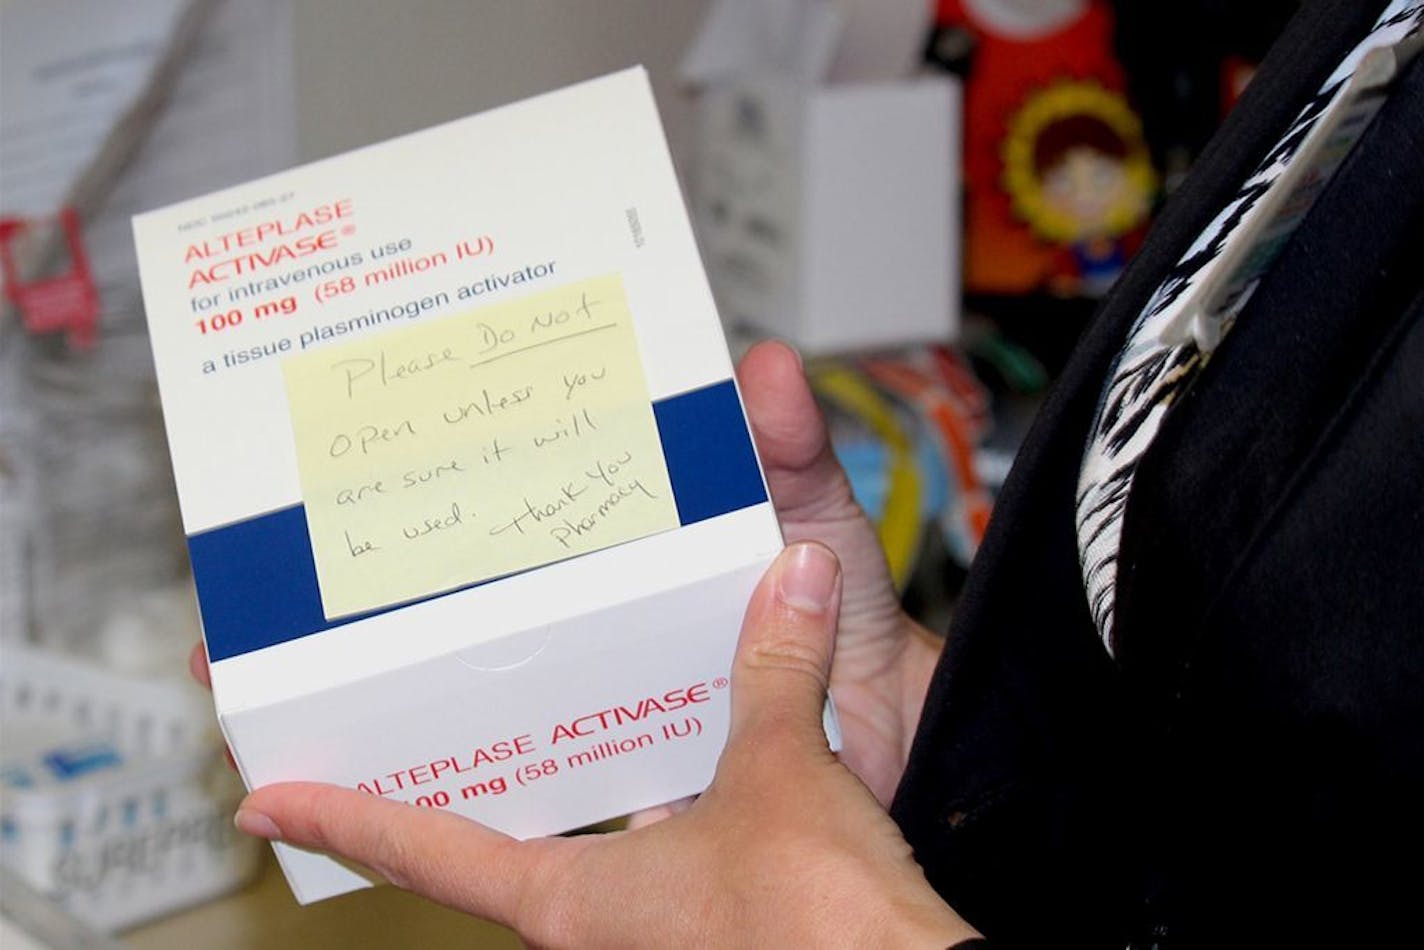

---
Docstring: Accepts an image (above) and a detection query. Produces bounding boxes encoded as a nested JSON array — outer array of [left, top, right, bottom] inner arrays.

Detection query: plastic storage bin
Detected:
[[0, 645, 260, 931]]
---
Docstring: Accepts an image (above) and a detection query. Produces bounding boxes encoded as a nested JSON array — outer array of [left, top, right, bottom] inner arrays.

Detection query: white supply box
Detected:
[[694, 77, 961, 354], [0, 646, 259, 931], [133, 69, 796, 903]]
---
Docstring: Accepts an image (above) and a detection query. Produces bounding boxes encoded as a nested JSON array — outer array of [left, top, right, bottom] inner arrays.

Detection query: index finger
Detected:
[[189, 641, 211, 689], [238, 781, 557, 926]]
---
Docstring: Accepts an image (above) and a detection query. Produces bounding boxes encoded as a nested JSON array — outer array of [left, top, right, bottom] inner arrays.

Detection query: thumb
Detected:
[[738, 340, 853, 522], [728, 541, 842, 750]]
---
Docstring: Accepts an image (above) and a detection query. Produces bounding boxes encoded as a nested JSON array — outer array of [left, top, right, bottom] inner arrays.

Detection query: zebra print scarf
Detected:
[[1074, 0, 1423, 655]]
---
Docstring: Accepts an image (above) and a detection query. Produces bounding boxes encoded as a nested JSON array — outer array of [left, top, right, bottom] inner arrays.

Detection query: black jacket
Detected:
[[891, 2, 1424, 945]]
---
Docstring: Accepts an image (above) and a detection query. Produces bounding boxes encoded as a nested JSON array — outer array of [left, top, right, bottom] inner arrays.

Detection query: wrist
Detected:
[[897, 619, 944, 754], [837, 854, 977, 949], [872, 892, 979, 948]]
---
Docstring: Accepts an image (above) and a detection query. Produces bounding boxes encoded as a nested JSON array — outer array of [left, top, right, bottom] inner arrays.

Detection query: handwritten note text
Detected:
[[282, 274, 679, 619]]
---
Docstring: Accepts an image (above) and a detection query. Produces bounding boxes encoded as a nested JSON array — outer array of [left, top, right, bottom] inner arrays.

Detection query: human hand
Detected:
[[734, 341, 943, 805], [232, 542, 976, 948]]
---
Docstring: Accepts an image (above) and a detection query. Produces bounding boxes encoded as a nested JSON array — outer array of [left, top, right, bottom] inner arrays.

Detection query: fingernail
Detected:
[[777, 542, 838, 612], [234, 808, 282, 840]]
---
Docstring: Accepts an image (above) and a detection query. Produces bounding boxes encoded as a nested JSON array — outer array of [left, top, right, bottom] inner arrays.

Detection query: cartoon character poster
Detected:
[[928, 0, 1156, 298]]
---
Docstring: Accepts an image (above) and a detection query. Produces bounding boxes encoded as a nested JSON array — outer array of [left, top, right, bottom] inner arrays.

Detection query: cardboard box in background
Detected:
[[134, 69, 808, 905], [694, 78, 962, 355]]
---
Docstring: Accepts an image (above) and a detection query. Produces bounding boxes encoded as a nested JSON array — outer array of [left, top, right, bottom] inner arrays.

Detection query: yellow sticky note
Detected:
[[282, 274, 680, 619]]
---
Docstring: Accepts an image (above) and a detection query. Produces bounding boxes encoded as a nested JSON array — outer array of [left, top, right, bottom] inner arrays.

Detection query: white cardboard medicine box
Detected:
[[694, 77, 962, 354], [133, 69, 792, 903]]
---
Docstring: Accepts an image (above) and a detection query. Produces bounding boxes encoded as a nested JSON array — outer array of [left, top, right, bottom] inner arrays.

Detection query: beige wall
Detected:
[[292, 0, 707, 170]]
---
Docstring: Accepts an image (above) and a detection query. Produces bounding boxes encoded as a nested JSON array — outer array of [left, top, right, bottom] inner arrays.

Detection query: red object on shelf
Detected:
[[0, 207, 100, 349], [933, 0, 1155, 298]]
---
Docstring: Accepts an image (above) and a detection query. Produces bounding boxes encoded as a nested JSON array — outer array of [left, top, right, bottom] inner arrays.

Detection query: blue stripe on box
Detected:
[[189, 506, 348, 661], [191, 378, 765, 662], [651, 379, 768, 525]]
